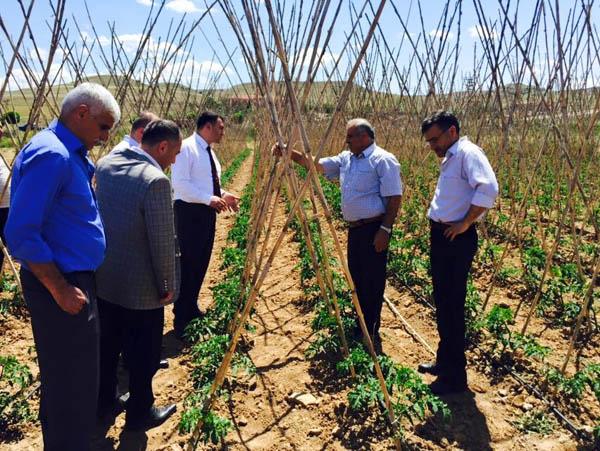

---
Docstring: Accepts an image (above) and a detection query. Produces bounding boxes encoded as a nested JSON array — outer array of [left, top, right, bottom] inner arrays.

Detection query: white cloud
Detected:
[[79, 31, 110, 47], [469, 25, 499, 41], [429, 29, 454, 40], [291, 47, 338, 68], [136, 0, 154, 6], [145, 59, 229, 87], [166, 0, 201, 13], [98, 35, 110, 46]]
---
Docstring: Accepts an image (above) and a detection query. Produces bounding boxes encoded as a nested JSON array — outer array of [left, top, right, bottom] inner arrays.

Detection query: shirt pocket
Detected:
[[354, 167, 378, 193]]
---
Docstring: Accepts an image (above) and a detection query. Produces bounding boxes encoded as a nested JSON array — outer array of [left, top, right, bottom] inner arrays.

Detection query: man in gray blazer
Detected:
[[95, 120, 181, 431]]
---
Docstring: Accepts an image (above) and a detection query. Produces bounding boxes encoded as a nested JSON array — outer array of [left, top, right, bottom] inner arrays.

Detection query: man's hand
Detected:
[[373, 229, 391, 253], [209, 195, 228, 213], [160, 291, 174, 305], [271, 143, 285, 157], [53, 284, 87, 315], [443, 221, 471, 241], [222, 192, 240, 212]]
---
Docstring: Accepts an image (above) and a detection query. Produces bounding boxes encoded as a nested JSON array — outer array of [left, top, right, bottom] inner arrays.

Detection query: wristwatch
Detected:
[[379, 224, 392, 234]]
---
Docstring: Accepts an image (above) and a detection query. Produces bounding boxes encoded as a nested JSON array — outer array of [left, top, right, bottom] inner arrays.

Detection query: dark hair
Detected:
[[131, 111, 158, 133], [196, 111, 224, 130], [141, 120, 182, 147], [421, 110, 460, 135]]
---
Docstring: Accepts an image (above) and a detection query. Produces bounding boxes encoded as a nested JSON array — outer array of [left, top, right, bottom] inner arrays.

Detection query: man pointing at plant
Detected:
[[273, 118, 403, 351], [419, 110, 498, 395]]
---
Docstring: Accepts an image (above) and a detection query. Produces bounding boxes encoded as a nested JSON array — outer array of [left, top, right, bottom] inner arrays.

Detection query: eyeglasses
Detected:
[[425, 127, 450, 145]]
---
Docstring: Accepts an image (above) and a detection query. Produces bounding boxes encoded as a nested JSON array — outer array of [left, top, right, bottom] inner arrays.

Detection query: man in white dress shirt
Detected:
[[419, 111, 498, 395], [171, 111, 239, 337], [110, 111, 159, 154]]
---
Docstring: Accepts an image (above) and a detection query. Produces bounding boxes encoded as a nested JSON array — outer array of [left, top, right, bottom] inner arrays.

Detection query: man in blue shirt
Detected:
[[273, 118, 403, 351], [5, 82, 120, 451]]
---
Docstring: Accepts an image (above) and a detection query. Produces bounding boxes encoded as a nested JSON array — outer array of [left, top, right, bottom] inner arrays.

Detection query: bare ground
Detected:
[[1, 152, 596, 450]]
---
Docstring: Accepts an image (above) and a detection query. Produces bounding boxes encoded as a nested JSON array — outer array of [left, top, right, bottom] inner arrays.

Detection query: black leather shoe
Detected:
[[97, 392, 130, 419], [417, 362, 441, 375], [158, 359, 169, 369], [125, 404, 177, 431], [428, 378, 468, 396]]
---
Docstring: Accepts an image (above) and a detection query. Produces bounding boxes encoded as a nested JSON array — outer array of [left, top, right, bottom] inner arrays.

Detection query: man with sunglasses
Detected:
[[419, 110, 498, 395]]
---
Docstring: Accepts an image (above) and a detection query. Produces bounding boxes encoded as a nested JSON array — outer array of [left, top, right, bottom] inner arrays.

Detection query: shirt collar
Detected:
[[194, 132, 210, 151], [136, 148, 162, 171], [49, 119, 86, 155], [352, 142, 376, 159], [123, 135, 140, 149], [441, 137, 463, 164]]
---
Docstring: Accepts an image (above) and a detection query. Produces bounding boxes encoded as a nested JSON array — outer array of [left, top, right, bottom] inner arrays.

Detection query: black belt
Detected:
[[429, 219, 476, 231], [429, 219, 451, 231], [347, 215, 384, 229]]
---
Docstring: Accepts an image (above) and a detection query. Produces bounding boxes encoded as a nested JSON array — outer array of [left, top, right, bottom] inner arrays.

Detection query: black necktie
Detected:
[[207, 145, 221, 197]]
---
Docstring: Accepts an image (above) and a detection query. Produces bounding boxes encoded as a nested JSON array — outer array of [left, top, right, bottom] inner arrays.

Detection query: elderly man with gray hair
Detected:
[[5, 82, 120, 450], [273, 118, 403, 352]]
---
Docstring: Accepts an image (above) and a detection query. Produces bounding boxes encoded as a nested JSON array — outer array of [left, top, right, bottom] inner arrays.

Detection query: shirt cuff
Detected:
[[10, 239, 54, 265], [380, 187, 403, 197], [471, 191, 496, 209], [198, 192, 213, 206], [318, 157, 338, 180]]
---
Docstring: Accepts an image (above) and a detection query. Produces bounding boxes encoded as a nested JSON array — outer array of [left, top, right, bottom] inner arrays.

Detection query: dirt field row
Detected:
[[0, 152, 590, 450]]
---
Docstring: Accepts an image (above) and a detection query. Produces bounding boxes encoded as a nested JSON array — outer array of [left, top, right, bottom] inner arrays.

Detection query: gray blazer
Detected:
[[95, 149, 180, 310]]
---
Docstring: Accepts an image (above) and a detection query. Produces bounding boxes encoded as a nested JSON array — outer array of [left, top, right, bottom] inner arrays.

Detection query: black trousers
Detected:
[[97, 298, 164, 419], [347, 221, 388, 337], [0, 207, 9, 271], [21, 269, 99, 451], [173, 200, 216, 332], [430, 224, 478, 384]]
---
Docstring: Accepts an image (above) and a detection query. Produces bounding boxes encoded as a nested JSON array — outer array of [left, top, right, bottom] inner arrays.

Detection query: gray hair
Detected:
[[346, 118, 375, 140], [60, 82, 121, 122]]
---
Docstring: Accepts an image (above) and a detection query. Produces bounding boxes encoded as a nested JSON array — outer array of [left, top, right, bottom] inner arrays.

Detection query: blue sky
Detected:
[[1, 1, 598, 94]]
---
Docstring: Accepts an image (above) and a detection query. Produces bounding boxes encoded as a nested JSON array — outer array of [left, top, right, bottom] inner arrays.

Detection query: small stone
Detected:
[[238, 417, 248, 426], [498, 389, 508, 397], [522, 402, 534, 411], [308, 427, 322, 436], [512, 393, 526, 408], [287, 392, 319, 407]]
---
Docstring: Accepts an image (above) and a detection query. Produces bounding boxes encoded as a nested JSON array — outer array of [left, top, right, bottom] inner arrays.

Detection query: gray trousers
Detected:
[[21, 269, 99, 451]]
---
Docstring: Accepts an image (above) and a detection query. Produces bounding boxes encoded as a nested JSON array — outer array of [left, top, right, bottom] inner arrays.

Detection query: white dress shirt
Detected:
[[0, 156, 11, 208], [171, 133, 222, 206], [428, 136, 498, 223], [110, 134, 140, 154], [137, 148, 161, 171]]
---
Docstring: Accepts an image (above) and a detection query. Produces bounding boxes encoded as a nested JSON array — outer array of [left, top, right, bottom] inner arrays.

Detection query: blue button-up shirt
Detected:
[[5, 119, 106, 272], [319, 143, 403, 221]]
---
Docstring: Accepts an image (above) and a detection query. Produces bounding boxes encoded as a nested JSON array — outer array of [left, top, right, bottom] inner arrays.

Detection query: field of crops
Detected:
[[1, 0, 599, 450]]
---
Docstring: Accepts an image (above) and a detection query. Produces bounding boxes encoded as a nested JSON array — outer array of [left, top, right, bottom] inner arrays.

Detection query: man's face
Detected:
[[207, 118, 225, 145], [346, 126, 370, 154], [75, 105, 115, 150], [157, 138, 182, 170], [424, 124, 458, 158]]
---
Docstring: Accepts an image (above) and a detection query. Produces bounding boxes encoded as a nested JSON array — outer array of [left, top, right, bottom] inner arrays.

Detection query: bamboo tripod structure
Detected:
[[187, 1, 409, 449]]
